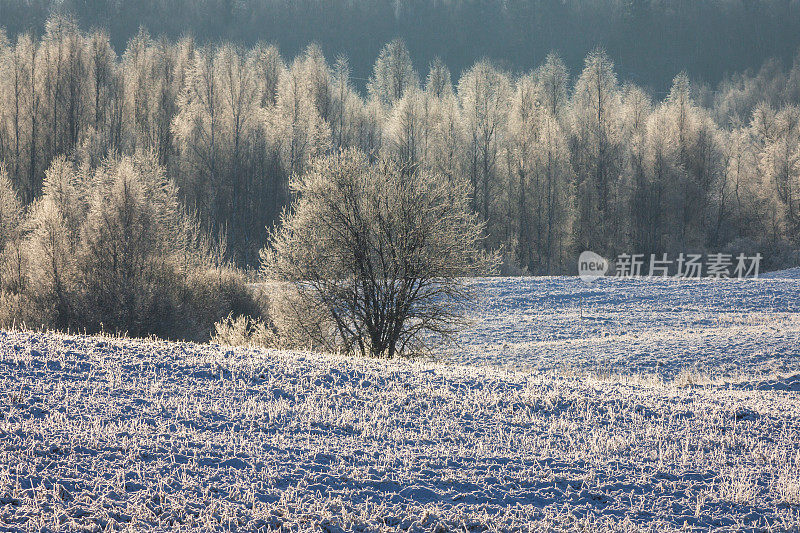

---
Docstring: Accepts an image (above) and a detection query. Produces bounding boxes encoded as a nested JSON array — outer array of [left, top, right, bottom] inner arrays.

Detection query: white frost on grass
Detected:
[[1, 275, 800, 530], [448, 276, 800, 385]]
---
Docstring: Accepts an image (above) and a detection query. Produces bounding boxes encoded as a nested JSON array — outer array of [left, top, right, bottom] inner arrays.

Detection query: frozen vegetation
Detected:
[[449, 275, 800, 383], [2, 274, 800, 531]]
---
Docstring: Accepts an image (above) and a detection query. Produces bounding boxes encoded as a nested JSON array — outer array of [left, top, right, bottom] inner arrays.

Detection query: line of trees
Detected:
[[1, 17, 800, 276], [3, 0, 800, 94]]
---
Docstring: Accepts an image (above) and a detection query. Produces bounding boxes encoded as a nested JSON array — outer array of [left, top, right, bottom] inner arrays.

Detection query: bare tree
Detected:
[[0, 165, 24, 292], [249, 42, 283, 108], [384, 86, 428, 165], [426, 92, 464, 186], [758, 105, 800, 236], [425, 57, 453, 99], [569, 48, 623, 255], [24, 156, 85, 324], [368, 39, 419, 107], [661, 73, 725, 248], [78, 154, 186, 336], [535, 52, 569, 119], [458, 60, 511, 230], [262, 149, 495, 357]]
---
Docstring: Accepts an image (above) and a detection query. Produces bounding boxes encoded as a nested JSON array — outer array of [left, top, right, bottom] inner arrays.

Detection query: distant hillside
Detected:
[[1, 0, 800, 91]]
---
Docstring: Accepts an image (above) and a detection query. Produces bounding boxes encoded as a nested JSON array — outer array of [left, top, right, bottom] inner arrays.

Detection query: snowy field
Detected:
[[2, 274, 800, 531], [451, 273, 800, 383]]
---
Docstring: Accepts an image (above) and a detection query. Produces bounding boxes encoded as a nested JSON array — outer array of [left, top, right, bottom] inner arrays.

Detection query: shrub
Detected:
[[264, 280, 335, 351], [8, 154, 267, 342], [210, 313, 277, 348], [183, 265, 270, 342]]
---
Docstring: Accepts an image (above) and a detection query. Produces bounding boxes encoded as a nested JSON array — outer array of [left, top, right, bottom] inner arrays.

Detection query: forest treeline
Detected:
[[3, 0, 800, 93], [1, 16, 800, 276]]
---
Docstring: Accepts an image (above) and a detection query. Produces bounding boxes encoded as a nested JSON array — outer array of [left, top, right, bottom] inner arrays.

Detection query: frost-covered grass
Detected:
[[450, 275, 800, 383], [2, 275, 800, 531]]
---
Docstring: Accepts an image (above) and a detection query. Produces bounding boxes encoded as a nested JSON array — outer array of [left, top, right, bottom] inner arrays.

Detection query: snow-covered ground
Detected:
[[449, 275, 800, 383], [1, 274, 799, 530]]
